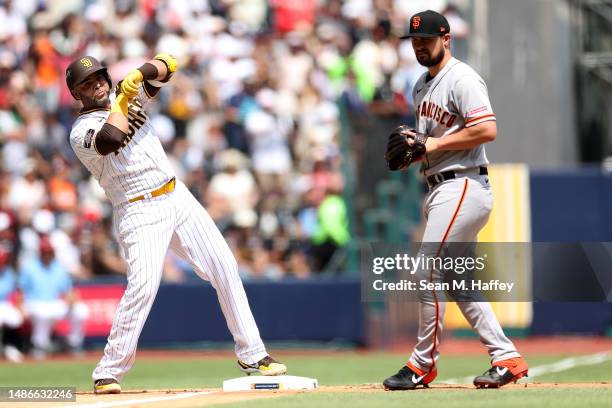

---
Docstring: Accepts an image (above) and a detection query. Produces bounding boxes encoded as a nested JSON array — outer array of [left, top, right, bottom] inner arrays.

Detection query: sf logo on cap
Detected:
[[80, 58, 93, 68], [412, 16, 421, 29]]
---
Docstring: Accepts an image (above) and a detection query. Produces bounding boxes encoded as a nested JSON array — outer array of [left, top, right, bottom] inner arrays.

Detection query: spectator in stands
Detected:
[[0, 206, 19, 262], [7, 159, 47, 220], [207, 149, 259, 229], [0, 0, 471, 280], [89, 215, 127, 277], [271, 0, 317, 35], [18, 237, 88, 358], [46, 154, 79, 213], [276, 32, 314, 97], [30, 25, 62, 114], [222, 76, 259, 155], [286, 248, 311, 279], [0, 247, 24, 363], [295, 85, 340, 166], [311, 173, 350, 272], [0, 0, 28, 57], [19, 209, 85, 279], [250, 247, 285, 280], [246, 88, 293, 193]]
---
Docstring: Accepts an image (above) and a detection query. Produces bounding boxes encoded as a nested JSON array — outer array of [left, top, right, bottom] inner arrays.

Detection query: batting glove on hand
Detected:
[[121, 69, 143, 99], [110, 93, 129, 117]]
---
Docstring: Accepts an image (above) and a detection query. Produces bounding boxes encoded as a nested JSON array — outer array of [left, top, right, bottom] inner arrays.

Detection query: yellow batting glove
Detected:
[[110, 93, 129, 117], [154, 53, 178, 75], [120, 69, 143, 99]]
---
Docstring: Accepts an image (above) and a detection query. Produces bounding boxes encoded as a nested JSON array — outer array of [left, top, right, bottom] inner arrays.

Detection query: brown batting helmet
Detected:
[[65, 56, 112, 99]]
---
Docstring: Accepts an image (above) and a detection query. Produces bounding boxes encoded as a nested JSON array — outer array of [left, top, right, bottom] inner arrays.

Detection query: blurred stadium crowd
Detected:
[[0, 0, 471, 362], [0, 0, 470, 285]]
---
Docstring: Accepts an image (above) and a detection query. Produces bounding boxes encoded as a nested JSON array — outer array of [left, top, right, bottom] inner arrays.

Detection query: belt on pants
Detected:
[[426, 167, 488, 189], [128, 177, 176, 203]]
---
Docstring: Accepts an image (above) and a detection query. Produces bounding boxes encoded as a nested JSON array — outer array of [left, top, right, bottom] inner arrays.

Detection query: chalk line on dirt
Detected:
[[57, 391, 215, 408], [442, 352, 612, 384]]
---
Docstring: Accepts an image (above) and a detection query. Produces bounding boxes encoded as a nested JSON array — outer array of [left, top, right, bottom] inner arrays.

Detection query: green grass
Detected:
[[212, 389, 612, 408], [0, 352, 610, 407]]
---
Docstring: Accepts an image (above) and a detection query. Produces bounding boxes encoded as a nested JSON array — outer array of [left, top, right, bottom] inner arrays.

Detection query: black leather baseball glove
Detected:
[[385, 125, 428, 171]]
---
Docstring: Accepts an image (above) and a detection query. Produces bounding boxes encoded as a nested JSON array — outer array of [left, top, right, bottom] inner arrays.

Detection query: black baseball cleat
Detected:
[[473, 365, 528, 389], [94, 378, 121, 394], [383, 365, 437, 390]]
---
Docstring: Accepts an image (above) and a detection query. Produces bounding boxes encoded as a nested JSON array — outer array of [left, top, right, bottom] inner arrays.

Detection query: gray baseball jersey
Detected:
[[412, 57, 496, 176], [405, 58, 522, 376]]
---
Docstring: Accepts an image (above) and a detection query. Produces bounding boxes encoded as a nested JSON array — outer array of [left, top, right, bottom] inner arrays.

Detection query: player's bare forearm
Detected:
[[149, 54, 178, 83], [148, 59, 169, 81], [121, 54, 177, 100], [106, 112, 129, 133], [426, 121, 496, 153]]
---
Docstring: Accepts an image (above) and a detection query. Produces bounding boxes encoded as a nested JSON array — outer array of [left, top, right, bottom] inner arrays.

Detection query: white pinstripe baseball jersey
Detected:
[[413, 57, 496, 176], [69, 88, 175, 205], [69, 81, 269, 383]]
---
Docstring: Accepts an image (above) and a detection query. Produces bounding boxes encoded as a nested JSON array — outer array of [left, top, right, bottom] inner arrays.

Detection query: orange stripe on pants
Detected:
[[428, 178, 469, 370]]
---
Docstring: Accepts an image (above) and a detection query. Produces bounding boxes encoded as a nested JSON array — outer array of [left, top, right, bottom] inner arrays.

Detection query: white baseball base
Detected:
[[222, 375, 318, 391]]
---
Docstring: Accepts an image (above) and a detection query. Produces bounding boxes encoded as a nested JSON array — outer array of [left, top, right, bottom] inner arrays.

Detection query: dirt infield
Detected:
[[0, 389, 287, 408], [317, 383, 612, 391], [4, 383, 610, 408]]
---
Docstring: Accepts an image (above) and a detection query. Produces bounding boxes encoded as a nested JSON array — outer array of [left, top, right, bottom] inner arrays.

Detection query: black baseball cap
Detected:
[[400, 10, 451, 39]]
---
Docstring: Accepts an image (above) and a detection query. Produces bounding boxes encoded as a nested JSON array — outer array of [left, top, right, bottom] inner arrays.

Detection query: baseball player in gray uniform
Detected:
[[383, 10, 528, 390], [65, 55, 286, 394]]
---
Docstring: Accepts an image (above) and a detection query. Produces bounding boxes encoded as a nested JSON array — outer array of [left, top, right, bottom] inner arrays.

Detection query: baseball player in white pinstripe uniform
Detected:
[[65, 55, 286, 395], [383, 11, 528, 390]]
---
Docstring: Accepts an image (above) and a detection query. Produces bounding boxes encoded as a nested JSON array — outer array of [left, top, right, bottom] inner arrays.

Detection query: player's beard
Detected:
[[416, 47, 445, 67], [81, 91, 110, 108]]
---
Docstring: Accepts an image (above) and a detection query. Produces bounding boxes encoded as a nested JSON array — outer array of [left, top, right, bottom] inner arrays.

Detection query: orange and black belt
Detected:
[[128, 177, 176, 203]]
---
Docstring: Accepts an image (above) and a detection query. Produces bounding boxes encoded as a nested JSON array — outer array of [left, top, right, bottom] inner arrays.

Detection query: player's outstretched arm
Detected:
[[120, 54, 178, 99], [425, 121, 496, 153], [147, 53, 178, 85], [95, 93, 130, 155]]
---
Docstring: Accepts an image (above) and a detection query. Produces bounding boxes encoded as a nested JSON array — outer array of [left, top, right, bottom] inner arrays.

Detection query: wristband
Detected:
[[137, 63, 159, 81]]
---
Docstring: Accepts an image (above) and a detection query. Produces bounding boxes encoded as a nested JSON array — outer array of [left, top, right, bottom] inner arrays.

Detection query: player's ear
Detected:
[[443, 34, 451, 49]]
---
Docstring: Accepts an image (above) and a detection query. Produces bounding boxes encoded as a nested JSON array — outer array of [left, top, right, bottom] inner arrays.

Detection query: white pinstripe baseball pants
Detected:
[[93, 181, 267, 382]]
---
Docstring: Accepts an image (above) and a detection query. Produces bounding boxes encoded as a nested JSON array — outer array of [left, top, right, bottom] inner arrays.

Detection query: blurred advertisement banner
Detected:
[[55, 285, 124, 337]]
